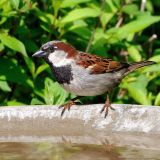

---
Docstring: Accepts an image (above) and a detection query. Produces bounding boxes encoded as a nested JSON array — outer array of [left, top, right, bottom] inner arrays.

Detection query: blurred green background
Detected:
[[0, 0, 160, 106]]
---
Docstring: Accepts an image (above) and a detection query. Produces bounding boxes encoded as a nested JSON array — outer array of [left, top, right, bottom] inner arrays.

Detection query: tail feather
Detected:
[[124, 61, 156, 76]]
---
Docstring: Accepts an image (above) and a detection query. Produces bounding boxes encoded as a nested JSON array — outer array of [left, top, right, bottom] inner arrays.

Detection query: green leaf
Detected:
[[100, 0, 118, 29], [105, 0, 118, 12], [0, 33, 35, 76], [60, 0, 91, 8], [94, 28, 108, 43], [155, 92, 160, 106], [122, 4, 138, 15], [60, 8, 100, 24], [100, 12, 115, 29], [106, 13, 160, 43], [142, 64, 160, 73], [70, 27, 91, 39], [119, 14, 160, 38], [44, 78, 69, 105], [51, 0, 61, 15], [55, 88, 69, 105], [35, 64, 49, 78], [31, 98, 44, 105], [0, 58, 33, 88], [68, 20, 87, 31], [39, 13, 54, 24], [149, 55, 160, 63], [0, 33, 27, 57], [127, 45, 142, 61], [121, 75, 151, 105], [25, 58, 35, 77], [0, 80, 11, 92], [0, 42, 4, 51], [10, 0, 20, 9], [44, 78, 55, 105], [7, 100, 25, 106]]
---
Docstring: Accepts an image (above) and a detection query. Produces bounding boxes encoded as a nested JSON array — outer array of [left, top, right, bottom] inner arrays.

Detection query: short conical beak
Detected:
[[32, 50, 46, 57]]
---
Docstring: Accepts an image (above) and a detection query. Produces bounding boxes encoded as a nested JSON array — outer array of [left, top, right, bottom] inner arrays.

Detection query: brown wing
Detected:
[[76, 52, 129, 74]]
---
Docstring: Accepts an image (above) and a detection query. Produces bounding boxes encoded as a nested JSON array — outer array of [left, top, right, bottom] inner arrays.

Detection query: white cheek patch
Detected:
[[48, 50, 73, 67]]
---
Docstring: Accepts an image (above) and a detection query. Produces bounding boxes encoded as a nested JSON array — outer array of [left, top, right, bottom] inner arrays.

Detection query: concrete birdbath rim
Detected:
[[0, 104, 159, 149]]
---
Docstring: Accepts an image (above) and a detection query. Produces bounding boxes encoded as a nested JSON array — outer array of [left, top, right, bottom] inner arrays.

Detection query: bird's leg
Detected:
[[59, 96, 82, 116], [100, 94, 115, 118]]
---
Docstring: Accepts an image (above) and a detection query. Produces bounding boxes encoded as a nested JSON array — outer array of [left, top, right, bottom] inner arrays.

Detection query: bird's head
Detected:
[[32, 41, 77, 60]]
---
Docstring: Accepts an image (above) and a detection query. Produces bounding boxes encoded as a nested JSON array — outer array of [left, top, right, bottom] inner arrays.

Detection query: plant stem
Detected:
[[140, 0, 146, 11], [85, 0, 105, 52]]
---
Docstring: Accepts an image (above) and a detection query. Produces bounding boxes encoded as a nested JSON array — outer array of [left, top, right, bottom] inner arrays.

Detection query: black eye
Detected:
[[49, 46, 55, 52]]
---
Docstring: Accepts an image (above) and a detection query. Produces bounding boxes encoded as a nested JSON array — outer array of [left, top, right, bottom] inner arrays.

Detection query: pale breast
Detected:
[[62, 63, 126, 96]]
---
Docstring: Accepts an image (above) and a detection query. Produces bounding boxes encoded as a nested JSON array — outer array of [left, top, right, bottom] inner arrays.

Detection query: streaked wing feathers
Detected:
[[76, 52, 129, 74]]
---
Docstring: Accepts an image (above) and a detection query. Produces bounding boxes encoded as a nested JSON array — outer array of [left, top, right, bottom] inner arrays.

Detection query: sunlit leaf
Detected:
[[0, 80, 11, 92], [10, 0, 20, 9], [60, 8, 100, 24], [121, 75, 151, 105], [35, 64, 49, 78], [100, 0, 118, 28], [142, 64, 160, 73], [70, 27, 91, 39], [122, 4, 138, 15], [0, 33, 27, 57], [60, 0, 91, 8], [68, 20, 87, 31], [106, 13, 160, 43], [7, 100, 25, 106], [149, 55, 160, 63], [155, 92, 160, 106], [31, 98, 44, 105], [100, 12, 115, 29], [127, 45, 142, 61], [44, 78, 69, 105]]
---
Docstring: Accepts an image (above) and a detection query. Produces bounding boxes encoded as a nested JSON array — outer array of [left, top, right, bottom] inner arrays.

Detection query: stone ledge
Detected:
[[0, 104, 160, 148], [0, 104, 159, 135]]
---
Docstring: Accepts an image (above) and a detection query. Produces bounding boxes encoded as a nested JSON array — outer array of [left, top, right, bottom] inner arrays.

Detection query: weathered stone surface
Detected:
[[0, 104, 159, 149], [0, 104, 160, 133]]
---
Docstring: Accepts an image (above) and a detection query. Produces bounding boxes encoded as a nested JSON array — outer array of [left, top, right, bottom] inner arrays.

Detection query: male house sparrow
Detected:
[[33, 41, 155, 117]]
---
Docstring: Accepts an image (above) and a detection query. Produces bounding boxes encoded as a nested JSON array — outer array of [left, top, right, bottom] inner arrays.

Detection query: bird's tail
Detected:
[[124, 61, 156, 76]]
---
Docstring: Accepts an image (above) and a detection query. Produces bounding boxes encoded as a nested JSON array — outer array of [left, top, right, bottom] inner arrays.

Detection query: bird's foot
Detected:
[[100, 104, 115, 118], [59, 101, 76, 116], [100, 94, 115, 118], [59, 96, 82, 117]]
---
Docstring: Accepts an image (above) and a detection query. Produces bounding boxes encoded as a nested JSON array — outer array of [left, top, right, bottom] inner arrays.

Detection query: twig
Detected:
[[140, 0, 146, 11], [143, 34, 157, 46], [133, 0, 146, 42], [148, 34, 157, 43], [85, 27, 96, 52], [85, 0, 105, 52], [142, 34, 157, 58], [116, 0, 125, 28], [116, 16, 123, 28], [148, 34, 157, 57]]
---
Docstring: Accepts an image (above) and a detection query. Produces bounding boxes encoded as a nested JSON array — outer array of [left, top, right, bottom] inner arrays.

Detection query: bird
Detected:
[[32, 40, 156, 118]]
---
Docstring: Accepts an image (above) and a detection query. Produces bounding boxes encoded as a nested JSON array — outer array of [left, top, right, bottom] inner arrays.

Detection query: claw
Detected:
[[100, 94, 115, 118], [104, 108, 109, 118], [100, 106, 105, 113], [59, 101, 75, 117], [58, 105, 63, 109], [100, 104, 115, 118], [61, 108, 66, 116]]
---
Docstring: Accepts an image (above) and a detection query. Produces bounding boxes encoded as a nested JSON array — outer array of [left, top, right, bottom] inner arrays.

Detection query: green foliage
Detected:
[[0, 0, 160, 106], [44, 78, 68, 105]]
